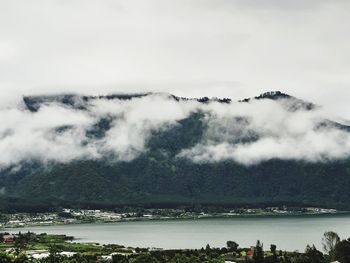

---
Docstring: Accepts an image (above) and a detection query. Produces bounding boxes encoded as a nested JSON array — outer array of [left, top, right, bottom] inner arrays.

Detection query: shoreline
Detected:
[[0, 232, 318, 262], [2, 210, 350, 229]]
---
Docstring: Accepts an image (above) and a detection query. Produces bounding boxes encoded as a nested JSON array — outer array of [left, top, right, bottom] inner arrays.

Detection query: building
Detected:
[[2, 233, 14, 243]]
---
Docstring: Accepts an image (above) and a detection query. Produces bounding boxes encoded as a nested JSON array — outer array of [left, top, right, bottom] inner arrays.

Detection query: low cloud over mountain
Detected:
[[0, 91, 349, 168]]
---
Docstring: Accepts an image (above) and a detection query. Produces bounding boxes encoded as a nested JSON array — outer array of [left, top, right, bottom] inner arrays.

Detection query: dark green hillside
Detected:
[[2, 152, 350, 211], [1, 116, 350, 211], [1, 92, 350, 212]]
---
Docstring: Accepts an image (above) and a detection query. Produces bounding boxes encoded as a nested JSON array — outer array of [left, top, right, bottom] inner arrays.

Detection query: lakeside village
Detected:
[[0, 207, 339, 228], [0, 231, 348, 262], [0, 207, 346, 262]]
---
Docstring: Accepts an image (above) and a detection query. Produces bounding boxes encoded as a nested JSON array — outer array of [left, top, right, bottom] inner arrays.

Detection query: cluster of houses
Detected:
[[1, 232, 14, 243], [1, 213, 66, 227], [62, 208, 123, 220], [224, 248, 254, 263]]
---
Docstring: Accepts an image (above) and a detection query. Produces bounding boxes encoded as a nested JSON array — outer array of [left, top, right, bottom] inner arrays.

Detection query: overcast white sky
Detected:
[[1, 0, 350, 118]]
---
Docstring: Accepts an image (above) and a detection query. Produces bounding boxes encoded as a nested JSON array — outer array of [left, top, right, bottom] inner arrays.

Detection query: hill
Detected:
[[1, 91, 350, 212]]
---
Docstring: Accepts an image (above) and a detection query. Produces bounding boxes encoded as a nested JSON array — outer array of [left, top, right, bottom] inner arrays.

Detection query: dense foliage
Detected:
[[1, 231, 350, 262]]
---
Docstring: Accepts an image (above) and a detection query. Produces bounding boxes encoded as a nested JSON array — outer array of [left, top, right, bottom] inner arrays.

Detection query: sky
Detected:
[[1, 0, 350, 167], [1, 0, 350, 119]]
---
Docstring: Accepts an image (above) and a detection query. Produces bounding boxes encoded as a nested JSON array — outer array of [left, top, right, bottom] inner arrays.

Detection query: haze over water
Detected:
[[6, 214, 350, 252]]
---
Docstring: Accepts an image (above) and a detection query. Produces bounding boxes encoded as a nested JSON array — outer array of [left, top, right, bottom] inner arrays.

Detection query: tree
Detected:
[[334, 238, 350, 263], [12, 253, 28, 263], [13, 233, 28, 256], [226, 241, 239, 252], [112, 254, 128, 263], [133, 254, 159, 263], [304, 245, 325, 263], [46, 245, 62, 263], [0, 252, 12, 263], [171, 254, 189, 263], [283, 251, 291, 263], [322, 231, 340, 259], [188, 255, 201, 263], [253, 240, 264, 263], [205, 244, 211, 251], [269, 244, 278, 263]]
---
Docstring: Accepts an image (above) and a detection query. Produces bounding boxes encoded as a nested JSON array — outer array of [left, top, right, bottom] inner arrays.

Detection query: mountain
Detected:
[[1, 91, 350, 212]]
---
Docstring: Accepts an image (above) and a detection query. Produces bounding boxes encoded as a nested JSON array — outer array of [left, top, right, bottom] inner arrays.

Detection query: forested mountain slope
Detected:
[[1, 91, 350, 212]]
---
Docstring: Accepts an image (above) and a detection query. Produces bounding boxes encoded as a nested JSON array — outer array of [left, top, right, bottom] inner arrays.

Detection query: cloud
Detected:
[[89, 93, 198, 161], [0, 93, 350, 168], [178, 97, 350, 165], [0, 93, 198, 168], [0, 102, 98, 167]]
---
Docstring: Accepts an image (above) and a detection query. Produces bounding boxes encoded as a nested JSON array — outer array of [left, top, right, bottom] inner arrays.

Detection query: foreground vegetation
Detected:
[[0, 231, 350, 262]]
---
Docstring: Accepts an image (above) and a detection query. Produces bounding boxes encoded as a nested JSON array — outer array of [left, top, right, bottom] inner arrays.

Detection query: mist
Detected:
[[0, 92, 350, 168]]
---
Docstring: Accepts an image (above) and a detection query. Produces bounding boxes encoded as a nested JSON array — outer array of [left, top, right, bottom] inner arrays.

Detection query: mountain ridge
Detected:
[[22, 90, 302, 112], [1, 91, 350, 212]]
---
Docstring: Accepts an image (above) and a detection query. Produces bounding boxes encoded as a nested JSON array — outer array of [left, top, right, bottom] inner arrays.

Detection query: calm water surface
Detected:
[[5, 214, 350, 251]]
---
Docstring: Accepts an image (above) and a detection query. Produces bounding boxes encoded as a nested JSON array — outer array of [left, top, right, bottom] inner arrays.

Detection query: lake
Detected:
[[5, 214, 350, 251]]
